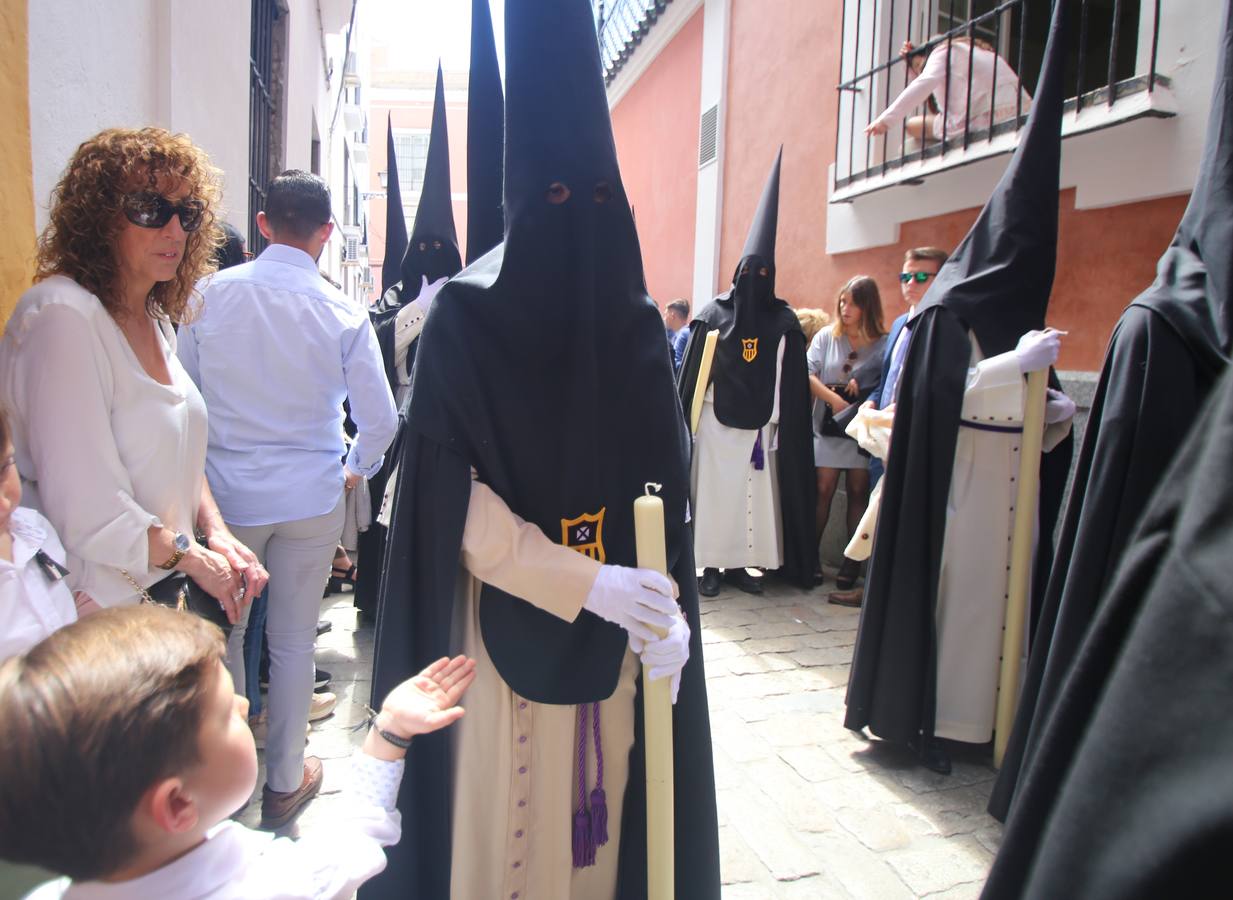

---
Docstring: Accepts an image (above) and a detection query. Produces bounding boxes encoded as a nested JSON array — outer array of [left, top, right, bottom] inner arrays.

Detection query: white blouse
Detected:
[[0, 276, 207, 607], [0, 506, 77, 660]]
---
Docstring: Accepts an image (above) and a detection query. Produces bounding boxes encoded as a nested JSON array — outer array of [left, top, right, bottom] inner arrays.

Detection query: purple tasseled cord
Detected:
[[590, 702, 608, 847], [572, 704, 596, 867], [751, 430, 765, 470]]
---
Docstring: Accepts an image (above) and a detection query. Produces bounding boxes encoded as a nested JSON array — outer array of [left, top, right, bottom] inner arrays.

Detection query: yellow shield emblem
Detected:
[[742, 338, 759, 363], [561, 508, 607, 563]]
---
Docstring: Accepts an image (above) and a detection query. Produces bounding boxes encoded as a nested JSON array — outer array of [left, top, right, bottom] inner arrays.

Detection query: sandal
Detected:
[[325, 558, 358, 596]]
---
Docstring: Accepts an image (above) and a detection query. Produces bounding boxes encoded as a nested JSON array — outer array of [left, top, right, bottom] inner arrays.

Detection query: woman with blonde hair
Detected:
[[806, 276, 887, 588], [0, 127, 267, 620]]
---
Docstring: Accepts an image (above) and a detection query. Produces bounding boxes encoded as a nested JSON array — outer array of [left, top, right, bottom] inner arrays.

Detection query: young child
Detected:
[[0, 409, 77, 660], [0, 604, 475, 898]]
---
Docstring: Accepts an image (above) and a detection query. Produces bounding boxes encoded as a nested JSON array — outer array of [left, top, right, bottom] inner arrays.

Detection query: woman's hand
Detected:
[[823, 386, 850, 415], [206, 529, 268, 603], [865, 119, 889, 137], [899, 40, 915, 59], [178, 544, 245, 624]]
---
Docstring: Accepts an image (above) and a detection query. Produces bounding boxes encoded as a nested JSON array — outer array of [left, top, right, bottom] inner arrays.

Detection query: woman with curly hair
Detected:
[[0, 127, 267, 620]]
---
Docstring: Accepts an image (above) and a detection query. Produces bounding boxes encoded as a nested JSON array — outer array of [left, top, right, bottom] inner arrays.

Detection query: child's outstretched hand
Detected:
[[378, 655, 477, 740]]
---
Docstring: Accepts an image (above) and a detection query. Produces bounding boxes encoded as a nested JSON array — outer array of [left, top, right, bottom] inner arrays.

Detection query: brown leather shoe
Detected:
[[828, 588, 864, 608], [260, 756, 323, 830]]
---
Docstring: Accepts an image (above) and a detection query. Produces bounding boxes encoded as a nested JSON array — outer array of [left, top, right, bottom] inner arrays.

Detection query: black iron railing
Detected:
[[834, 0, 1164, 192], [595, 0, 674, 84], [249, 0, 279, 252]]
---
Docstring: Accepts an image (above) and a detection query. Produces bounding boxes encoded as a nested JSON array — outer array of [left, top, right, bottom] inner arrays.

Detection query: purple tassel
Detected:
[[591, 702, 609, 846], [573, 704, 596, 868], [589, 786, 608, 846], [751, 430, 765, 470], [573, 809, 595, 867]]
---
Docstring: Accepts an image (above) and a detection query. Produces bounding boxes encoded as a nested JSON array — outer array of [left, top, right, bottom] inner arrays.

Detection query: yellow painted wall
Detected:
[[0, 0, 34, 326]]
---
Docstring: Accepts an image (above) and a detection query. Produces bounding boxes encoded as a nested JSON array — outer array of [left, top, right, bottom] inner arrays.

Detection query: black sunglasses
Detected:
[[899, 271, 933, 284], [122, 192, 206, 232]]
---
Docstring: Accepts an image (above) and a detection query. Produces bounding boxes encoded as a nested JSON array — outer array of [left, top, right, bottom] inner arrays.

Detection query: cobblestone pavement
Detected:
[[240, 574, 1002, 899]]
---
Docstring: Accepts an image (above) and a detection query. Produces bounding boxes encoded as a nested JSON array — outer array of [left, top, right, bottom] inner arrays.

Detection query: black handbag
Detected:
[[123, 569, 233, 638], [818, 385, 854, 438]]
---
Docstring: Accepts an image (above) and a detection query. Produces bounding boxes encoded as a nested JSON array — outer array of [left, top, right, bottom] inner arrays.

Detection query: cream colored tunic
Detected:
[[690, 336, 786, 570], [448, 478, 639, 900]]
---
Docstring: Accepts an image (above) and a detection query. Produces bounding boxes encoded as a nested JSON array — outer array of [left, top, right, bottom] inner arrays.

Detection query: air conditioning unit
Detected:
[[342, 226, 364, 266], [343, 103, 364, 133]]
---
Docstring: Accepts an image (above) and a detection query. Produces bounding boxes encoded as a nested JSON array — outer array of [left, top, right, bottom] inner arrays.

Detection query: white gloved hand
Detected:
[[1014, 329, 1063, 374], [583, 565, 679, 644], [1044, 388, 1076, 425], [629, 613, 691, 704]]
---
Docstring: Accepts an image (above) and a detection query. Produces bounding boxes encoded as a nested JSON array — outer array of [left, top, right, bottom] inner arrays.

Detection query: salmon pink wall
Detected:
[[611, 8, 704, 309]]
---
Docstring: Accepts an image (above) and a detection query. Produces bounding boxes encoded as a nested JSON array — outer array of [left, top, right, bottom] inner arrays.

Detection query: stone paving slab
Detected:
[[238, 575, 1000, 898]]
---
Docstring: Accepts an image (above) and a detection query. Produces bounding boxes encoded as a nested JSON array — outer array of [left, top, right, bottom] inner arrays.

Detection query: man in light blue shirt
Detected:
[[179, 170, 396, 828]]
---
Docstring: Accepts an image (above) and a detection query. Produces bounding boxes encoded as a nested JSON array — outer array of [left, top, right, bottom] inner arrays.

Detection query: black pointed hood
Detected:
[[381, 113, 409, 296], [404, 0, 691, 704], [693, 146, 801, 430], [916, 0, 1068, 357], [401, 64, 461, 289], [1130, 1, 1233, 377], [739, 144, 781, 286], [466, 0, 504, 264]]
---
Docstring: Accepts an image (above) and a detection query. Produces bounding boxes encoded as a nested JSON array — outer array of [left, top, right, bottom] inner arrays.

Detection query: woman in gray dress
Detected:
[[806, 276, 887, 588]]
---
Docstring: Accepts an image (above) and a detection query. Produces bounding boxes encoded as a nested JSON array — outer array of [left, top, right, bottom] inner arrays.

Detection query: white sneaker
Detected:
[[308, 691, 337, 722]]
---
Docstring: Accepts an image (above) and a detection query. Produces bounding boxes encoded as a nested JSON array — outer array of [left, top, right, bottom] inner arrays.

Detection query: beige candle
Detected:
[[634, 483, 675, 899]]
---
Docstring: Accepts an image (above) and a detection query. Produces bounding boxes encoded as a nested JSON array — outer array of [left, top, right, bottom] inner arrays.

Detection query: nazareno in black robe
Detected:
[[980, 363, 1233, 900], [988, 0, 1233, 824], [363, 0, 720, 896], [354, 63, 462, 622], [844, 0, 1072, 746], [675, 148, 817, 588]]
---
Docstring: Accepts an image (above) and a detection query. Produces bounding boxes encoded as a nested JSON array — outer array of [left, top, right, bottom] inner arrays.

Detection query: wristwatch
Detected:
[[157, 532, 192, 570]]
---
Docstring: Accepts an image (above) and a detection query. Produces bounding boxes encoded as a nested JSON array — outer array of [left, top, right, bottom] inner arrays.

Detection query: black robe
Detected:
[[675, 316, 816, 588], [981, 365, 1233, 900], [987, 304, 1215, 819]]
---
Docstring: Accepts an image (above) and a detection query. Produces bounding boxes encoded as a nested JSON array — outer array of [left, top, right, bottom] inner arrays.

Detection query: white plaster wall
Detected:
[[28, 0, 250, 231], [691, 0, 731, 307]]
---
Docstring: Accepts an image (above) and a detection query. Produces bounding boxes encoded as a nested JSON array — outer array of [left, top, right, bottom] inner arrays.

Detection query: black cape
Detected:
[[981, 364, 1233, 900], [989, 1, 1233, 820], [364, 0, 719, 894], [844, 0, 1071, 744]]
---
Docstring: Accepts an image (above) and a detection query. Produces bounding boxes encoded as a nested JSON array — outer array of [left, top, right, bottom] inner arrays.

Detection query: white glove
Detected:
[[1014, 329, 1063, 374], [629, 613, 691, 704], [1044, 388, 1075, 425], [583, 565, 679, 644]]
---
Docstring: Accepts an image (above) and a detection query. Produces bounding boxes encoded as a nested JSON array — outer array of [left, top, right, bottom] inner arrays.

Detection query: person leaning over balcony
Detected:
[[178, 170, 398, 830], [0, 127, 268, 624], [866, 36, 1031, 145]]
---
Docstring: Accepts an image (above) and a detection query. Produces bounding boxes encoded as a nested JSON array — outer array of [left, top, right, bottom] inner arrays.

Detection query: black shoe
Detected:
[[726, 568, 763, 595], [835, 557, 861, 591], [316, 619, 332, 636], [313, 668, 332, 692], [909, 736, 952, 775], [698, 568, 721, 597]]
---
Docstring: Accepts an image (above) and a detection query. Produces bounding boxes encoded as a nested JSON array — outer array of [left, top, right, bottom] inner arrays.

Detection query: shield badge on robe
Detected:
[[742, 338, 758, 363], [561, 508, 607, 563]]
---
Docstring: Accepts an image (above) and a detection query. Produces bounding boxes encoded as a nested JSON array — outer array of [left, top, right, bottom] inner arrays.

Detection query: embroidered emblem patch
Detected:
[[741, 338, 759, 363], [561, 508, 607, 563]]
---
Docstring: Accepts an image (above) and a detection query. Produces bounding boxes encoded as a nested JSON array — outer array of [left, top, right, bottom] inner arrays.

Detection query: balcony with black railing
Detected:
[[833, 0, 1172, 200], [595, 0, 677, 83]]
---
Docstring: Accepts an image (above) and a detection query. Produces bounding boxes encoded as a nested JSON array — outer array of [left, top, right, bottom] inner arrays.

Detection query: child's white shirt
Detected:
[[0, 506, 77, 661], [26, 754, 405, 900]]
